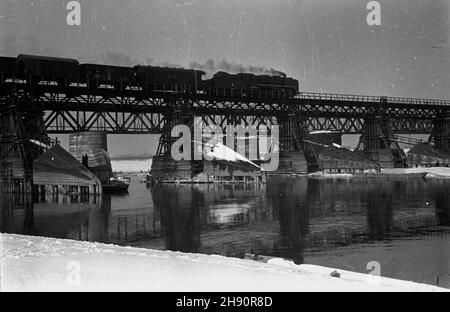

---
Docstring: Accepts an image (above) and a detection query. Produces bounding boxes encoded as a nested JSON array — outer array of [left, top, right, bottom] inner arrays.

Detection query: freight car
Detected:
[[134, 65, 205, 94], [0, 56, 17, 84], [80, 64, 136, 91], [203, 71, 299, 99], [17, 54, 80, 87]]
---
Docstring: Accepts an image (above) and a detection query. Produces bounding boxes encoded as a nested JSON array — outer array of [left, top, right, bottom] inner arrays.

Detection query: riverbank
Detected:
[[307, 167, 450, 179], [382, 167, 450, 179], [1, 234, 447, 292]]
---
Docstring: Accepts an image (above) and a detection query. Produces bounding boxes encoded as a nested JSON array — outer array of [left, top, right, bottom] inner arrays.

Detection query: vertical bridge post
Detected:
[[276, 113, 309, 174], [431, 111, 450, 152], [0, 89, 43, 193], [358, 98, 407, 168], [152, 98, 198, 181]]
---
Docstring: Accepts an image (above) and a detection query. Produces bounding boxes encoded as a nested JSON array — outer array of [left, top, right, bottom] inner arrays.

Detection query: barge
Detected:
[[102, 176, 130, 194]]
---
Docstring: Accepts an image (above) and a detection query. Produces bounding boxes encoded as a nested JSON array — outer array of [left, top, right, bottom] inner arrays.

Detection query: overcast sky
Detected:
[[1, 0, 449, 156]]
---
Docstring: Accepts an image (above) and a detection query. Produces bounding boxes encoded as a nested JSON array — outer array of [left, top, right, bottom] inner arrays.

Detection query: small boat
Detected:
[[140, 171, 153, 184], [103, 176, 131, 194]]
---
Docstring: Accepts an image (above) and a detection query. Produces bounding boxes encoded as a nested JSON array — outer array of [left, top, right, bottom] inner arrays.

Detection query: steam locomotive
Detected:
[[0, 57, 18, 84], [0, 54, 299, 98], [203, 71, 299, 98]]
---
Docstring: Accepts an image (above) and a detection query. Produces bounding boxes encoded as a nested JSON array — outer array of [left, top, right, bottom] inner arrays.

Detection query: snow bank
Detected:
[[111, 158, 153, 173], [1, 234, 447, 292], [382, 167, 450, 178], [204, 142, 261, 170]]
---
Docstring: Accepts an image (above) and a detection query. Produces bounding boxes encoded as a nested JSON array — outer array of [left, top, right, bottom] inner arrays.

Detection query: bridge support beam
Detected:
[[151, 101, 270, 183], [151, 101, 203, 182], [431, 116, 450, 152], [275, 114, 309, 174], [359, 116, 406, 168], [0, 94, 35, 193]]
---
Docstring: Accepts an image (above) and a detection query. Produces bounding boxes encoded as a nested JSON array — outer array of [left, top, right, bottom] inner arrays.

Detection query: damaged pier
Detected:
[[0, 92, 102, 195], [150, 103, 267, 184]]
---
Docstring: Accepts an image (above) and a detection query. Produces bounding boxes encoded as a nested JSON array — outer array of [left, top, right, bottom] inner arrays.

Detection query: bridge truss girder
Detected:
[[2, 86, 443, 135]]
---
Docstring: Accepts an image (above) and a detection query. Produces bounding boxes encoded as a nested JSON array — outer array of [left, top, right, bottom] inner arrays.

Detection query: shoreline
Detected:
[[1, 234, 447, 292], [307, 167, 450, 180]]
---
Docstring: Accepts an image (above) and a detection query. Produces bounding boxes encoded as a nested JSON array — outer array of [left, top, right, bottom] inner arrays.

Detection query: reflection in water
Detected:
[[1, 193, 36, 236], [365, 182, 393, 240], [1, 177, 449, 286], [436, 189, 450, 227], [268, 177, 309, 264], [0, 191, 108, 241], [152, 185, 201, 253], [87, 196, 111, 243]]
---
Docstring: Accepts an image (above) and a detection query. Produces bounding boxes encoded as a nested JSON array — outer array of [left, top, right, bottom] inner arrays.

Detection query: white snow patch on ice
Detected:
[[204, 142, 261, 170], [111, 158, 153, 173], [382, 167, 450, 178]]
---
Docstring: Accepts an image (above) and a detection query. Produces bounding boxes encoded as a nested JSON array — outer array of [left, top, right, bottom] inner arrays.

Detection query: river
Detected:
[[1, 176, 449, 288]]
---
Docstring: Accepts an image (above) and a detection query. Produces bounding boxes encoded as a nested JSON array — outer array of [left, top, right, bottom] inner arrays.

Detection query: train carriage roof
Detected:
[[0, 56, 17, 61], [0, 57, 17, 74], [17, 54, 79, 64], [80, 63, 135, 70], [134, 65, 205, 74], [0, 56, 16, 65]]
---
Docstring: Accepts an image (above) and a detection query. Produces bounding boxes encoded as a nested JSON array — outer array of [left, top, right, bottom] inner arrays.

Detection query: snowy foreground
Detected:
[[1, 234, 447, 292]]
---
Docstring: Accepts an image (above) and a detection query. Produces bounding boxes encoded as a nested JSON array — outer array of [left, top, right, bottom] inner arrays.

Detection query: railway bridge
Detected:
[[1, 80, 450, 188], [1, 84, 447, 134]]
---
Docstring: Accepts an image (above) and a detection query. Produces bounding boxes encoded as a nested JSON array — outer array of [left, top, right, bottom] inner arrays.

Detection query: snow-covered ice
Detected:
[[1, 234, 447, 292], [382, 167, 450, 178], [110, 158, 153, 173]]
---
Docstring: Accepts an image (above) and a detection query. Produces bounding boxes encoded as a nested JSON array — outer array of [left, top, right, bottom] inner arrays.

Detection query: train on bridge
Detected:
[[3, 53, 450, 192], [0, 54, 299, 99]]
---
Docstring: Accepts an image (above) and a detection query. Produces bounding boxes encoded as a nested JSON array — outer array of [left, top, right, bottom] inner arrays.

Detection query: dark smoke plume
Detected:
[[189, 58, 285, 78]]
